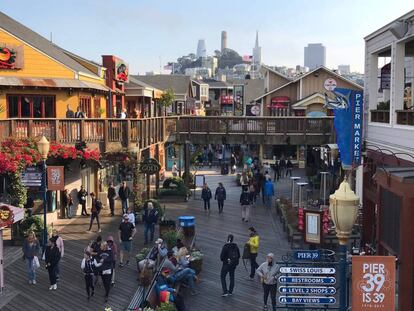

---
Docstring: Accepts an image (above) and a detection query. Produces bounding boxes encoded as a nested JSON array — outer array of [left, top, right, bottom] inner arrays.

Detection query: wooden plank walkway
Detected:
[[1, 168, 302, 311]]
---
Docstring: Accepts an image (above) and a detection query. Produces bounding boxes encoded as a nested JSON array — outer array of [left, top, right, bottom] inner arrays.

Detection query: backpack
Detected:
[[241, 192, 250, 205], [227, 244, 240, 266]]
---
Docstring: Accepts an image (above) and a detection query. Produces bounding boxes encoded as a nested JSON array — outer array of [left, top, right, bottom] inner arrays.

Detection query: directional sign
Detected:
[[279, 276, 336, 285], [21, 167, 42, 187], [294, 250, 321, 261], [279, 296, 336, 305], [279, 267, 336, 274], [279, 286, 336, 295]]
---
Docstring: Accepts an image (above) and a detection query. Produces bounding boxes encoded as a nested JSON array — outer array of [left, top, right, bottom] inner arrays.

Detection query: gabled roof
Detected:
[[291, 92, 326, 109], [254, 66, 363, 101], [132, 74, 192, 95], [202, 79, 230, 88], [261, 65, 291, 81], [0, 11, 96, 76], [126, 76, 161, 90]]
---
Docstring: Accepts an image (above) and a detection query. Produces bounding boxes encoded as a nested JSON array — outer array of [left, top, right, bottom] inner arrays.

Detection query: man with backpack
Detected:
[[220, 234, 240, 297], [87, 193, 102, 232], [240, 186, 252, 222]]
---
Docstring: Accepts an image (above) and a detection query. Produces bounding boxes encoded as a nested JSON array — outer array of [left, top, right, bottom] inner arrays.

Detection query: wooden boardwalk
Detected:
[[1, 168, 300, 311]]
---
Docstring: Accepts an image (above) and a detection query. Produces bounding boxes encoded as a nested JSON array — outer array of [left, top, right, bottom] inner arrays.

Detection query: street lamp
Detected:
[[37, 136, 50, 252], [329, 178, 359, 311]]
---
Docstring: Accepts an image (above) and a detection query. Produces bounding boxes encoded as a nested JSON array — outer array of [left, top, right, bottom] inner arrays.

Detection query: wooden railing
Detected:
[[396, 110, 414, 126], [370, 110, 390, 123], [176, 116, 334, 135], [0, 116, 335, 151]]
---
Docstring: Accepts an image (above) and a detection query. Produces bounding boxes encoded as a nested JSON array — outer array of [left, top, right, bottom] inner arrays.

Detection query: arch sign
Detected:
[[0, 204, 14, 228], [140, 158, 161, 175]]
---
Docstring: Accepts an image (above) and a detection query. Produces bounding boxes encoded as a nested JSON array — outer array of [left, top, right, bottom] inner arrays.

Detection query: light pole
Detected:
[[37, 136, 50, 252], [329, 178, 359, 311]]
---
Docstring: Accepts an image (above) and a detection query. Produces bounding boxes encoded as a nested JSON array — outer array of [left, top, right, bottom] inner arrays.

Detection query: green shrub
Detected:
[[162, 177, 185, 189], [160, 177, 189, 197], [19, 216, 44, 237], [181, 171, 194, 185], [157, 303, 176, 311], [135, 247, 150, 261], [162, 230, 183, 249]]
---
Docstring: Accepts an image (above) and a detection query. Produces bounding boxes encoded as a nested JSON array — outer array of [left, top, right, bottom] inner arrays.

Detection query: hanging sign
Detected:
[[0, 44, 24, 69], [114, 57, 129, 83], [324, 78, 337, 91], [140, 158, 161, 175], [47, 166, 65, 191], [21, 167, 42, 187], [352, 256, 396, 311], [0, 204, 14, 228]]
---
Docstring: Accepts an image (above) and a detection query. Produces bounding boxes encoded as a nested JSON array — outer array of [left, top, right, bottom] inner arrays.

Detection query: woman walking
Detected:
[[201, 183, 212, 212], [45, 238, 61, 290], [256, 253, 279, 311], [51, 229, 64, 281], [214, 182, 226, 213], [81, 251, 101, 300], [78, 185, 88, 216], [99, 242, 113, 302], [240, 186, 251, 222], [22, 231, 40, 284], [246, 227, 260, 280], [87, 192, 102, 232]]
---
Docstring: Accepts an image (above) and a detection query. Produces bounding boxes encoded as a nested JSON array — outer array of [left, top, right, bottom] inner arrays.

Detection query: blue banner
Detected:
[[325, 88, 363, 169]]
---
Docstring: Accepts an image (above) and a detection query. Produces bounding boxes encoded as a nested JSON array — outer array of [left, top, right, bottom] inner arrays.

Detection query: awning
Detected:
[[0, 76, 111, 92]]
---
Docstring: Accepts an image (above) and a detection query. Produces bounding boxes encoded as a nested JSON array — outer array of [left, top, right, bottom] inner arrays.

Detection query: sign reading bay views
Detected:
[[279, 296, 336, 305], [279, 267, 336, 274]]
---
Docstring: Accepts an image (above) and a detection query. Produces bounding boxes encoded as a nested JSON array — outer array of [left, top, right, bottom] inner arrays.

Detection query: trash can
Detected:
[[179, 216, 195, 237]]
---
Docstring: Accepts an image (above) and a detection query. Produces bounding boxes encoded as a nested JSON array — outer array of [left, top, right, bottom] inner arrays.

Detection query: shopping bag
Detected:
[[33, 256, 40, 269]]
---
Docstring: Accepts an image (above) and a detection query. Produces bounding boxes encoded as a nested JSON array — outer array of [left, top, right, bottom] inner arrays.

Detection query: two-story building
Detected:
[[362, 10, 414, 311]]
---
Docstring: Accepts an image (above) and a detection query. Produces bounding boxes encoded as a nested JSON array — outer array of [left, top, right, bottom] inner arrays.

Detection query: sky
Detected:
[[0, 1, 413, 74]]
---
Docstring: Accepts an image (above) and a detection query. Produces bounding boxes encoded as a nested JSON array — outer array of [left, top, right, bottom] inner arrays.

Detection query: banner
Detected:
[[47, 166, 65, 191], [325, 88, 363, 169], [352, 256, 395, 311], [233, 85, 244, 116]]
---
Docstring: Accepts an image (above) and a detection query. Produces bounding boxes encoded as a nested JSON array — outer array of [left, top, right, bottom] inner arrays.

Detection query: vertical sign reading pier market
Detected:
[[352, 256, 396, 311], [327, 88, 363, 168]]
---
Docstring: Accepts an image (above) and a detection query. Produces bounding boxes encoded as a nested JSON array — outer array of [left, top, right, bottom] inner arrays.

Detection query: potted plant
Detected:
[[157, 303, 176, 311], [97, 107, 105, 118], [159, 218, 176, 238], [162, 230, 183, 250], [189, 250, 204, 275], [135, 247, 150, 262]]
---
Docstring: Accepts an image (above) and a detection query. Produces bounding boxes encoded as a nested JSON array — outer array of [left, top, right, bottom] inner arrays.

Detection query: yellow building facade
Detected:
[[0, 12, 108, 119]]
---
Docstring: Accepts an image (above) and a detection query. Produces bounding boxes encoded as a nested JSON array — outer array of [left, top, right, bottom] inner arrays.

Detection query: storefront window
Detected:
[[79, 96, 91, 118], [7, 95, 56, 118]]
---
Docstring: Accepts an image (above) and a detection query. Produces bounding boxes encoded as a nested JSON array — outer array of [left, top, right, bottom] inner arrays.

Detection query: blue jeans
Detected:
[[264, 195, 273, 209], [26, 257, 36, 281], [144, 223, 155, 244], [174, 268, 196, 290], [121, 200, 129, 214]]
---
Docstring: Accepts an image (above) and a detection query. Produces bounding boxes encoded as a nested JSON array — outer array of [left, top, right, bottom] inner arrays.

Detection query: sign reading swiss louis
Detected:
[[352, 256, 396, 311]]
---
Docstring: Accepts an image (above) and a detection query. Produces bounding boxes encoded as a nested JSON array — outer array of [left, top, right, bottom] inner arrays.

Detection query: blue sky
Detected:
[[1, 1, 413, 74]]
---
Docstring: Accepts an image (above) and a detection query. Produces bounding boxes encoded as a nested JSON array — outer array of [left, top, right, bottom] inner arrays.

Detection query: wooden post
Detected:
[[80, 120, 85, 142], [103, 119, 109, 152], [10, 120, 15, 137], [184, 142, 190, 186], [27, 119, 33, 138], [146, 173, 151, 200], [125, 119, 131, 148], [54, 119, 60, 142]]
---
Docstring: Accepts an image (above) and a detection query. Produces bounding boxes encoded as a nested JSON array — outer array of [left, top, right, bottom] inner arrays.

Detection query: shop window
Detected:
[[7, 95, 56, 118], [79, 96, 91, 118]]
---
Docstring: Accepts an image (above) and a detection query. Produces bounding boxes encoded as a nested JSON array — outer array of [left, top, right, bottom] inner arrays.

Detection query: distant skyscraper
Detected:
[[252, 30, 262, 64], [221, 31, 227, 52], [196, 39, 206, 58], [304, 43, 326, 70], [338, 65, 351, 75]]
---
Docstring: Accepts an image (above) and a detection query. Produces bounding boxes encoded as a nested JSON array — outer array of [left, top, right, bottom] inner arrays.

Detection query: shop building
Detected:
[[362, 9, 414, 311]]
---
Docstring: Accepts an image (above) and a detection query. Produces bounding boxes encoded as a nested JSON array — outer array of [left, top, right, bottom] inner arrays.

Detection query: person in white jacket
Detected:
[[256, 253, 279, 311], [51, 229, 64, 280]]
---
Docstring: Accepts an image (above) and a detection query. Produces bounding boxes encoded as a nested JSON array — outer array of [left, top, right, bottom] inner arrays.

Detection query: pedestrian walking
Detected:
[[118, 214, 136, 267], [256, 253, 279, 311], [240, 186, 251, 222], [87, 193, 102, 232], [286, 158, 293, 177], [118, 181, 130, 215], [50, 229, 64, 281], [215, 182, 226, 213], [230, 153, 237, 174], [172, 162, 178, 177], [61, 189, 71, 218], [99, 242, 113, 302], [106, 236, 118, 286], [44, 238, 61, 290], [279, 157, 286, 178], [143, 202, 158, 244], [81, 250, 101, 300], [263, 178, 275, 209], [272, 160, 280, 182], [246, 227, 260, 280], [107, 183, 116, 216], [78, 185, 88, 216], [220, 234, 240, 297], [90, 235, 103, 286], [249, 184, 257, 207], [22, 231, 40, 285], [201, 183, 212, 211]]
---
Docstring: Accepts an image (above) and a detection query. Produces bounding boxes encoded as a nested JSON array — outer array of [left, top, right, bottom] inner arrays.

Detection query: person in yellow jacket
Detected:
[[247, 227, 260, 279]]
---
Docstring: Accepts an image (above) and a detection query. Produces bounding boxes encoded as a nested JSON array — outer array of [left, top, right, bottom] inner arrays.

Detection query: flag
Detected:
[[164, 62, 173, 70], [242, 55, 253, 63]]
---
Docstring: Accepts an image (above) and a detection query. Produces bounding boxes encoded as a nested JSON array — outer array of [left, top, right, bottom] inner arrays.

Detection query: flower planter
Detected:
[[189, 258, 203, 275]]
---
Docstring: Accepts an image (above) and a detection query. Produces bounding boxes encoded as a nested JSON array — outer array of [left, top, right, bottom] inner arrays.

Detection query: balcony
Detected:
[[370, 110, 390, 123], [396, 110, 414, 126]]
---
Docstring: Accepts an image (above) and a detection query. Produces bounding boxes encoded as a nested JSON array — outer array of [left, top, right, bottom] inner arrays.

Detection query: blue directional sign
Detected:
[[294, 250, 321, 261], [279, 267, 336, 274], [279, 286, 336, 295], [279, 276, 336, 285], [279, 296, 336, 305]]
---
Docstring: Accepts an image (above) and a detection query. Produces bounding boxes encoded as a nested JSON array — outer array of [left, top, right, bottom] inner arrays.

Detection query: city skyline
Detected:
[[0, 0, 413, 74]]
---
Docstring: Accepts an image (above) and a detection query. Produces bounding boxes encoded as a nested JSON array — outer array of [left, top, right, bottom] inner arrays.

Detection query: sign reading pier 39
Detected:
[[352, 256, 396, 311]]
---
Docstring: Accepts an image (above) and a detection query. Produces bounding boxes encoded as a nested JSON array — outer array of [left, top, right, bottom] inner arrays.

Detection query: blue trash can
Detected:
[[179, 216, 195, 237]]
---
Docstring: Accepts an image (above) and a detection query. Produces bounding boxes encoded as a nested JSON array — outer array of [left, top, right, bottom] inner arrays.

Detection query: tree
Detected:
[[158, 88, 175, 108]]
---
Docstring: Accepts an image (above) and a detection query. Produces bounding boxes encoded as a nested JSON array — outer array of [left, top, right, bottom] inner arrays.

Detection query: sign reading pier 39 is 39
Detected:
[[352, 256, 396, 311]]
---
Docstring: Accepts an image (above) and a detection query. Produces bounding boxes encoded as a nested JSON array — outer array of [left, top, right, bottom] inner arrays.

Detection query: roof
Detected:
[[260, 65, 291, 81], [291, 92, 326, 109], [0, 11, 96, 76], [376, 166, 414, 183], [132, 74, 191, 95], [126, 76, 161, 90], [202, 79, 230, 88], [254, 66, 363, 101], [0, 76, 110, 92]]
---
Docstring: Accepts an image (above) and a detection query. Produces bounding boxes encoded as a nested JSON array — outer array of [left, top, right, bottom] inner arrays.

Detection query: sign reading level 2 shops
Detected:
[[352, 256, 396, 311], [279, 296, 336, 305], [279, 267, 335, 274], [279, 286, 336, 295]]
